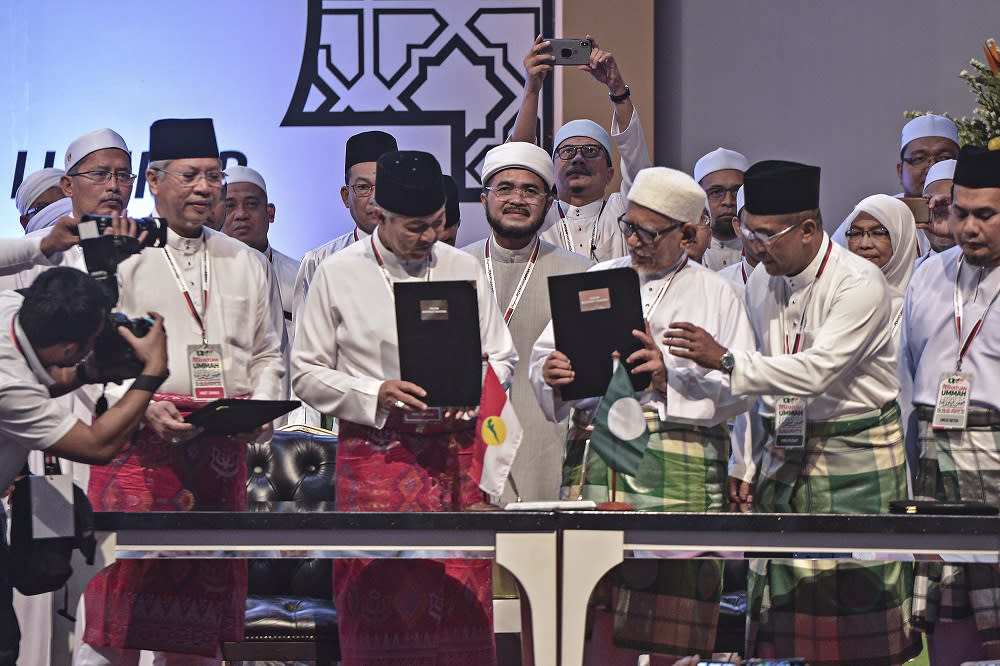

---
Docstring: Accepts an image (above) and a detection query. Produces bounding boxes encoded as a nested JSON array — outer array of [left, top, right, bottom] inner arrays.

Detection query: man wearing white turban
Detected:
[[14, 168, 66, 230]]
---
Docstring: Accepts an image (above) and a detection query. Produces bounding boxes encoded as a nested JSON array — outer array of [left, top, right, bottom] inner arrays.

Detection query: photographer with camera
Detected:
[[0, 267, 167, 665]]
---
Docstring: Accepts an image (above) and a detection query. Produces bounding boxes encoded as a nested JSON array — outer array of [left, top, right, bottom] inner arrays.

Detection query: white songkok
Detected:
[[693, 147, 749, 183], [900, 114, 959, 152], [65, 128, 129, 172], [736, 185, 745, 214], [628, 167, 708, 224], [481, 142, 554, 189], [14, 168, 65, 215], [225, 165, 268, 194], [923, 159, 957, 192], [552, 119, 612, 159]]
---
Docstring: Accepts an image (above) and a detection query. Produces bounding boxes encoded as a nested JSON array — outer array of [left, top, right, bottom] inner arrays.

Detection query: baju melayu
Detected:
[[702, 235, 743, 271], [82, 227, 285, 659], [899, 245, 1000, 658], [731, 234, 920, 666], [538, 110, 651, 262], [529, 254, 755, 658], [293, 226, 367, 319], [463, 234, 593, 502], [292, 230, 516, 665]]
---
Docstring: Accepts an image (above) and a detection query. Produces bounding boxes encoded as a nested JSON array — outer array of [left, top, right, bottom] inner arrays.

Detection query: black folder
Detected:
[[548, 267, 649, 400], [394, 280, 482, 407], [184, 399, 301, 435]]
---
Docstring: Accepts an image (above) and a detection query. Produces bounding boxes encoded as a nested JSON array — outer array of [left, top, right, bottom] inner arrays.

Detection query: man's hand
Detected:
[[579, 34, 626, 96], [626, 319, 667, 393], [727, 476, 753, 513], [524, 34, 555, 94], [541, 351, 575, 388], [39, 215, 80, 257], [665, 322, 727, 370], [378, 379, 428, 413], [145, 400, 200, 443], [117, 311, 169, 378]]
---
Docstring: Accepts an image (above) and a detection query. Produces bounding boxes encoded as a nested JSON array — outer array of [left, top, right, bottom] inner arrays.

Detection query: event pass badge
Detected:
[[932, 373, 971, 430], [774, 396, 807, 448], [188, 344, 226, 400]]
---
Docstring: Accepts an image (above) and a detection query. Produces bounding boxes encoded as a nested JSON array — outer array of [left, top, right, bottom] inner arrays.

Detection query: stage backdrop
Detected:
[[1, 0, 553, 258]]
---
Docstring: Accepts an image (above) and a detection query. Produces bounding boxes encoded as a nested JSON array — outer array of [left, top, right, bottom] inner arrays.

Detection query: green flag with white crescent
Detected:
[[588, 360, 650, 476]]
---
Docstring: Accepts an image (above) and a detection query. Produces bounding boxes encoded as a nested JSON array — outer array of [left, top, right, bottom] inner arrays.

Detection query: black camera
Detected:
[[79, 214, 168, 304], [79, 214, 168, 248], [90, 312, 155, 383]]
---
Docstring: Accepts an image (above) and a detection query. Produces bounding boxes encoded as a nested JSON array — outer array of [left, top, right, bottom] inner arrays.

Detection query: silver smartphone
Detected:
[[543, 38, 593, 65]]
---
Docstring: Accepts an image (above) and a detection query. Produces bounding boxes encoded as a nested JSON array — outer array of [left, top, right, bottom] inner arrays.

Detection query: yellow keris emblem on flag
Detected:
[[481, 416, 507, 446]]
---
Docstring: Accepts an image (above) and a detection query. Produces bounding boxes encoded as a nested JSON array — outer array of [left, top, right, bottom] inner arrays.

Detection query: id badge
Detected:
[[774, 396, 807, 448], [932, 372, 971, 430], [188, 344, 226, 400]]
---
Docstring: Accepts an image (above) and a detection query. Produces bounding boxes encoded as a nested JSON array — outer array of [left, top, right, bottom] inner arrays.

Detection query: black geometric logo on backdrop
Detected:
[[282, 0, 554, 202]]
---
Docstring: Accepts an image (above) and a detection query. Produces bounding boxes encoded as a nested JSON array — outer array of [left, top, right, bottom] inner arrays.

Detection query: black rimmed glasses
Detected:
[[845, 225, 891, 240], [555, 144, 606, 161], [901, 152, 958, 168], [70, 169, 136, 185], [617, 213, 682, 245], [349, 183, 375, 197]]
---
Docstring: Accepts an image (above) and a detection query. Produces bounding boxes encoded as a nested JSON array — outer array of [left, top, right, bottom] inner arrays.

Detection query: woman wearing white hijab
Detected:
[[834, 193, 916, 341]]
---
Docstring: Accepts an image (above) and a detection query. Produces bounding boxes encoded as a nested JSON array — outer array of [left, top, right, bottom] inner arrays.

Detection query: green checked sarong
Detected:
[[747, 402, 922, 666], [911, 418, 1000, 658], [562, 412, 729, 657]]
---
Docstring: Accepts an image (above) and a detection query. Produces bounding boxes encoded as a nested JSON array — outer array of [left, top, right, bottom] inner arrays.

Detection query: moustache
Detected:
[[502, 204, 531, 216], [100, 195, 124, 206]]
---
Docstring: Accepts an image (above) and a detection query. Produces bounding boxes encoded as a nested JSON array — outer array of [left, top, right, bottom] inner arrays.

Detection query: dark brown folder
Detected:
[[548, 267, 649, 400], [184, 399, 301, 435], [394, 280, 482, 407]]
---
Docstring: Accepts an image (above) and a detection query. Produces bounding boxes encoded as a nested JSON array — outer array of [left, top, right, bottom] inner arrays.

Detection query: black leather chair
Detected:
[[221, 429, 340, 665]]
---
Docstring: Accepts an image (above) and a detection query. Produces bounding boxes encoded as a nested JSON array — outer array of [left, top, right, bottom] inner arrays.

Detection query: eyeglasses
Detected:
[[155, 168, 225, 188], [740, 218, 805, 247], [24, 200, 58, 218], [555, 144, 606, 161], [844, 226, 891, 240], [705, 185, 741, 202], [484, 184, 548, 204], [70, 169, 136, 185], [349, 183, 375, 197], [900, 152, 957, 168], [618, 213, 682, 245]]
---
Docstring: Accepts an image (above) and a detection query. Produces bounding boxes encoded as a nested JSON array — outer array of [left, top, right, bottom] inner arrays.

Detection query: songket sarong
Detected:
[[335, 414, 495, 666], [911, 417, 1000, 657], [83, 393, 248, 658], [747, 402, 921, 666], [562, 412, 728, 658]]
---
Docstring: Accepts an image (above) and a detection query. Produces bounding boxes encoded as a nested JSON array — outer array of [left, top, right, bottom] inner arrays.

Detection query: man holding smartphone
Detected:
[[510, 34, 652, 262]]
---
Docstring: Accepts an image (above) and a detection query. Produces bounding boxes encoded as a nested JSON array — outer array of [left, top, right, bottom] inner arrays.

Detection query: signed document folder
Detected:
[[185, 399, 301, 435], [548, 267, 648, 400], [395, 280, 482, 407]]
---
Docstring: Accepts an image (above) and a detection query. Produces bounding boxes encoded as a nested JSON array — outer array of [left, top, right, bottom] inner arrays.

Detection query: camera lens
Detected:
[[581, 41, 588, 47], [560, 48, 572, 58]]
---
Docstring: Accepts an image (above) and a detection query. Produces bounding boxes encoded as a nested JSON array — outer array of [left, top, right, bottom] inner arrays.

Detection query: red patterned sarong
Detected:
[[83, 393, 248, 658], [335, 415, 496, 666]]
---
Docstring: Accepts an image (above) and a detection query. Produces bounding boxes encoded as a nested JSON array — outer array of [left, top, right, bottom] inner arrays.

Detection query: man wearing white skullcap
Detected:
[[463, 142, 592, 504], [509, 34, 651, 262], [694, 147, 749, 271], [14, 168, 66, 230], [918, 158, 958, 260], [897, 114, 959, 197], [530, 166, 755, 664]]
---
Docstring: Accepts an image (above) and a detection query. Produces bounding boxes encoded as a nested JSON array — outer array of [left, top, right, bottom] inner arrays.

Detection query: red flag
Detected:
[[471, 363, 523, 496]]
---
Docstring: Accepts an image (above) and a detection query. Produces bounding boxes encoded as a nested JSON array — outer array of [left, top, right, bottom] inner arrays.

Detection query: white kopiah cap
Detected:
[[628, 167, 708, 224], [65, 128, 129, 172], [693, 147, 749, 183], [481, 142, 554, 189], [225, 165, 267, 194], [900, 114, 959, 152], [552, 119, 612, 159], [923, 159, 957, 191], [736, 184, 745, 213], [14, 168, 65, 215]]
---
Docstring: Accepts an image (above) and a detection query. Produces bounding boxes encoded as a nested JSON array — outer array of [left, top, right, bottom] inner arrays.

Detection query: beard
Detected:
[[486, 206, 545, 240]]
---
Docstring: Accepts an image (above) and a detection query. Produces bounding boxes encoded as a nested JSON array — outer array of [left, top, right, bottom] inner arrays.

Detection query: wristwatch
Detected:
[[608, 84, 631, 103], [719, 350, 735, 374]]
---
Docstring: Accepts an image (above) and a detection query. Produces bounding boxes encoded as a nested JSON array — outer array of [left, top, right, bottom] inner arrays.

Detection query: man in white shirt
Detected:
[[78, 118, 285, 666], [510, 34, 651, 261], [694, 147, 749, 271], [531, 166, 755, 663], [668, 160, 920, 666], [293, 150, 516, 664], [717, 186, 759, 292], [917, 158, 958, 263], [897, 115, 960, 198], [463, 142, 593, 503], [900, 144, 1000, 664]]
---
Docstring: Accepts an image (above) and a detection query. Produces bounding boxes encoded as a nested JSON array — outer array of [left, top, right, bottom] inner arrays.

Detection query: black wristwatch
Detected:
[[608, 84, 631, 103], [719, 351, 735, 374]]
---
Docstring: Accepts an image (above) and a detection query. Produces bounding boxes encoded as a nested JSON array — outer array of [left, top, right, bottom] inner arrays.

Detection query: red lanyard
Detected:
[[353, 227, 361, 242], [952, 256, 1000, 372], [783, 240, 832, 354], [370, 234, 430, 299], [162, 244, 210, 344], [484, 235, 540, 325]]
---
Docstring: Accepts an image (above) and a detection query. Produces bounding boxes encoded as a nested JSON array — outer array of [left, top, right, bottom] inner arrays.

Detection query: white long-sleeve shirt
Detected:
[[539, 109, 651, 262], [292, 229, 517, 428], [730, 234, 900, 420], [292, 227, 367, 322]]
